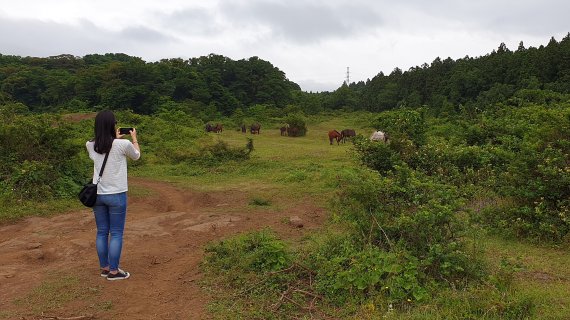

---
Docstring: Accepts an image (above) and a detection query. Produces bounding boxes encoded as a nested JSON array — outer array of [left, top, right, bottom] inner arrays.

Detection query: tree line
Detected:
[[325, 33, 570, 113], [0, 34, 568, 116], [0, 53, 300, 115]]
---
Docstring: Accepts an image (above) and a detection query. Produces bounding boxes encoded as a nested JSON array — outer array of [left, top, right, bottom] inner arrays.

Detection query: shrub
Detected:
[[196, 139, 253, 165], [8, 160, 58, 200], [203, 229, 291, 274], [0, 111, 88, 201], [351, 136, 401, 174], [373, 108, 427, 146], [202, 229, 309, 319], [330, 166, 482, 301], [484, 106, 570, 241], [284, 113, 307, 137], [305, 233, 430, 305]]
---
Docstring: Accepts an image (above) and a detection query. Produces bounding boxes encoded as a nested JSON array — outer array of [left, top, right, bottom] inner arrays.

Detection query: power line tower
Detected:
[[345, 67, 350, 85]]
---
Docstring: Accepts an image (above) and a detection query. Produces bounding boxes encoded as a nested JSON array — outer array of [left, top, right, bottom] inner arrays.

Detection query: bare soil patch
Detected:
[[0, 178, 327, 319]]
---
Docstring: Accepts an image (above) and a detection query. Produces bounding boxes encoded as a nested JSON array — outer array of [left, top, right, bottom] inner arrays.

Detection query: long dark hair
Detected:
[[93, 110, 116, 154]]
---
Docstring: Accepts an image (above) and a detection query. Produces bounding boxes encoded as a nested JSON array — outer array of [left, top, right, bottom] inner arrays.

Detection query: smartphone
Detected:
[[119, 127, 133, 135]]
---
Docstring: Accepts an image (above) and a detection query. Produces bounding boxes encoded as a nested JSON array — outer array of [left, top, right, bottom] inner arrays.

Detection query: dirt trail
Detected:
[[0, 178, 327, 319]]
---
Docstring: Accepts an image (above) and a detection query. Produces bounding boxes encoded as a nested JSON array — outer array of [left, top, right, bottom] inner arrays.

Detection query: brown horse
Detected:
[[340, 129, 356, 143], [250, 123, 261, 134], [280, 124, 289, 136], [328, 130, 342, 145], [206, 123, 223, 133]]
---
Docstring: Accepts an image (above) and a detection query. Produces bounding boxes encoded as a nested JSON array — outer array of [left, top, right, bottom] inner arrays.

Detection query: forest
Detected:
[[0, 33, 569, 117], [1, 34, 569, 319]]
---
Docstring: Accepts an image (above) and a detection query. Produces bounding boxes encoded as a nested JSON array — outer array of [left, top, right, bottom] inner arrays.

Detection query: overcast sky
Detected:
[[1, 0, 568, 92]]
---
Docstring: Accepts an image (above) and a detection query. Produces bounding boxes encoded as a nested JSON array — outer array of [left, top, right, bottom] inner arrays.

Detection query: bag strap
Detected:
[[96, 148, 111, 183]]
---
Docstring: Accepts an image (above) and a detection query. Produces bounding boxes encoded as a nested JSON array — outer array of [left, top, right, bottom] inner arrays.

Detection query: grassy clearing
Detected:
[[0, 198, 81, 224], [10, 274, 105, 317], [132, 112, 373, 205], [0, 111, 372, 225], [482, 236, 570, 319], [189, 114, 570, 319], [4, 112, 570, 318]]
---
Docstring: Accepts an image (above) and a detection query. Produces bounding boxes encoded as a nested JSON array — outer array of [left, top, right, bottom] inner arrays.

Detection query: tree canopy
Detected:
[[1, 33, 569, 115], [323, 33, 570, 113], [0, 53, 300, 115]]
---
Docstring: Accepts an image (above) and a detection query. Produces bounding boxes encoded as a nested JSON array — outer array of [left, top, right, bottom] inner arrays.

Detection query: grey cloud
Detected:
[[120, 26, 175, 42], [390, 0, 570, 37], [221, 1, 383, 43], [297, 78, 342, 92], [0, 16, 176, 58], [156, 7, 222, 35]]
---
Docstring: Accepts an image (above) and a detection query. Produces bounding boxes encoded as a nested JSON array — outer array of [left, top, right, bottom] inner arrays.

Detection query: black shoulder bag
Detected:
[[78, 150, 110, 207]]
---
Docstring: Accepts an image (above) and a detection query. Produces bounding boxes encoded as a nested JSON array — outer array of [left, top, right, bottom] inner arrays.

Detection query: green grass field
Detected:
[[133, 112, 375, 202], [3, 112, 570, 319]]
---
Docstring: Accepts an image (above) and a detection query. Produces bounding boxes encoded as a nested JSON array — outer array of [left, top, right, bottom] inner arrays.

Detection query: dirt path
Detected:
[[0, 178, 327, 319]]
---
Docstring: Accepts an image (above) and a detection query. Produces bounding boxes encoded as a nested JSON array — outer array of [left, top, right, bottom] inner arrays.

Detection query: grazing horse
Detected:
[[250, 123, 261, 134], [213, 123, 223, 133], [340, 129, 356, 143], [370, 130, 388, 142], [280, 123, 289, 136], [206, 123, 223, 133], [328, 130, 342, 145]]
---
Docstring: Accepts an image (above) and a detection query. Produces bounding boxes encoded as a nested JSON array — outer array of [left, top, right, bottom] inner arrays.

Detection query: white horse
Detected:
[[370, 130, 388, 142]]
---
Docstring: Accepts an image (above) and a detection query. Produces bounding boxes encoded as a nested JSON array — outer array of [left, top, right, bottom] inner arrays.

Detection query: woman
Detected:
[[86, 110, 141, 280]]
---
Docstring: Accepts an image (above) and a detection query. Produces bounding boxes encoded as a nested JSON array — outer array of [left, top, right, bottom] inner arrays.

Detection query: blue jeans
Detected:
[[93, 192, 127, 271]]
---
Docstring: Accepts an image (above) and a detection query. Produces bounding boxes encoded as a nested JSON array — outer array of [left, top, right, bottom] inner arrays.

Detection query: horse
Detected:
[[250, 123, 261, 134], [280, 123, 289, 136], [370, 130, 388, 142], [328, 130, 342, 145], [206, 123, 223, 133], [340, 129, 356, 143]]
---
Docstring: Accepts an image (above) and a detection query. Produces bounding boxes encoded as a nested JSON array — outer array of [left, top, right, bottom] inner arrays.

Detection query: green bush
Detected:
[[7, 160, 58, 200], [305, 233, 429, 305], [119, 110, 203, 163], [202, 230, 308, 319], [196, 139, 253, 166], [357, 101, 570, 243], [203, 229, 291, 274], [481, 106, 570, 241], [109, 110, 255, 166], [325, 166, 483, 304], [0, 108, 88, 201], [374, 108, 427, 146], [284, 113, 307, 137], [352, 136, 401, 174]]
